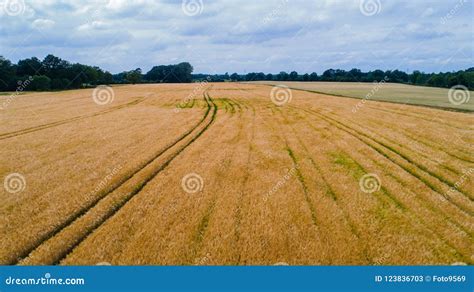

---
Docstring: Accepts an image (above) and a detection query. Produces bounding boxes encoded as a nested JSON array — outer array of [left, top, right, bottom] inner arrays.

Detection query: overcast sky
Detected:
[[0, 0, 472, 74]]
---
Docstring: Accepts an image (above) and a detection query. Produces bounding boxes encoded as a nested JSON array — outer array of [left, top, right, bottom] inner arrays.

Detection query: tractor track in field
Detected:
[[324, 111, 470, 175], [0, 96, 147, 141], [186, 99, 243, 264], [294, 109, 474, 262], [365, 106, 470, 130], [277, 108, 372, 264], [232, 102, 255, 265], [288, 107, 473, 262], [254, 104, 333, 263], [297, 106, 474, 212], [290, 107, 472, 234], [356, 108, 473, 163], [11, 90, 217, 265]]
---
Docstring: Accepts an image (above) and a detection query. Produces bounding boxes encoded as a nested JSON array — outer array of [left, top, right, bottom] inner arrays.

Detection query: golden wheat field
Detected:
[[0, 83, 473, 266]]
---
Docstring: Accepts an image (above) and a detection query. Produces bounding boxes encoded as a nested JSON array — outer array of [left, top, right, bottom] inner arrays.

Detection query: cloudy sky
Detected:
[[0, 0, 472, 74]]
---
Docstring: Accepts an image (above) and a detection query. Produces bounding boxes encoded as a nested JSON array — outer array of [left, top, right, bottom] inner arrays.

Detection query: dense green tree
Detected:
[[309, 72, 318, 81], [126, 68, 142, 84], [230, 73, 240, 81], [17, 57, 43, 76], [0, 56, 16, 90], [277, 71, 288, 81], [144, 63, 193, 83], [51, 78, 70, 90], [289, 71, 298, 81], [321, 69, 335, 81], [30, 75, 51, 91]]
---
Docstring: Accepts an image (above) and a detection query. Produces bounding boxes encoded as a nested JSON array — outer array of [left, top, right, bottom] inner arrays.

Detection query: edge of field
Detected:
[[248, 82, 474, 113]]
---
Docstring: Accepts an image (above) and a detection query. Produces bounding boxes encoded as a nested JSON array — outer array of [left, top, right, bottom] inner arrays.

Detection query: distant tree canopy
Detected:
[[1, 54, 472, 91], [0, 55, 195, 91], [143, 62, 193, 83], [125, 68, 142, 84], [214, 68, 474, 90], [0, 54, 113, 91]]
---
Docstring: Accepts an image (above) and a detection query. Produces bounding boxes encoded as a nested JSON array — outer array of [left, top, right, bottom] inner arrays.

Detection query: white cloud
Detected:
[[31, 18, 55, 29], [0, 0, 471, 74]]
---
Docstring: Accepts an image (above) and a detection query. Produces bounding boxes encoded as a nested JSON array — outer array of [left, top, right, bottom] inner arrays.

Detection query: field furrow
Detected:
[[1, 82, 472, 265]]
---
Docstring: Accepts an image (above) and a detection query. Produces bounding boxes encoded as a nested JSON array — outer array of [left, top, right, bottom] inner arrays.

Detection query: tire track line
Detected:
[[366, 106, 470, 130], [291, 107, 472, 233], [182, 94, 242, 264], [326, 111, 471, 174], [355, 107, 473, 163], [0, 96, 147, 140], [290, 108, 472, 261], [233, 104, 255, 264], [256, 104, 331, 264], [10, 90, 216, 265], [280, 108, 372, 263], [299, 106, 474, 212]]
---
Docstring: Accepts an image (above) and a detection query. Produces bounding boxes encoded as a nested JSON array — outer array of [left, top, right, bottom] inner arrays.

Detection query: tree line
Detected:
[[0, 55, 114, 91], [0, 55, 193, 91], [1, 54, 472, 91], [196, 68, 474, 90]]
